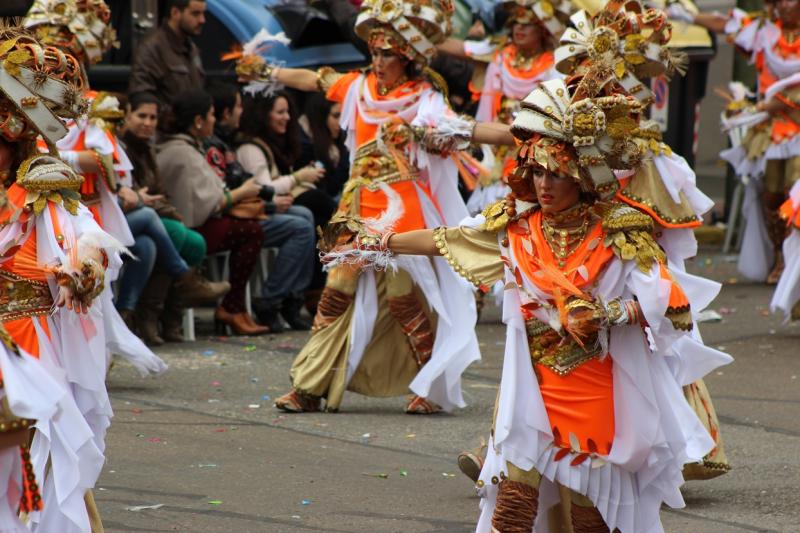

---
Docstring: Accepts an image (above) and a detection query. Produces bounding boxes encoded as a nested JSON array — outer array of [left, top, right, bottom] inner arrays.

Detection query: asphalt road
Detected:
[[97, 250, 799, 532]]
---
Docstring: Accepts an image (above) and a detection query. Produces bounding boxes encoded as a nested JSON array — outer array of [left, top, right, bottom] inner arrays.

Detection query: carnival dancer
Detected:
[[437, 0, 572, 215], [24, 0, 175, 375], [671, 0, 800, 284], [235, 0, 513, 414], [324, 78, 732, 531], [454, 0, 731, 485], [559, 0, 731, 480], [0, 26, 126, 532]]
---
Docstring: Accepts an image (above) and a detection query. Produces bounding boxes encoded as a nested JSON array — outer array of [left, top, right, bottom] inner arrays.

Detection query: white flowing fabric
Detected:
[[58, 118, 167, 376], [771, 181, 800, 319], [474, 227, 730, 532], [0, 204, 122, 533], [338, 74, 480, 409], [739, 180, 774, 281], [57, 120, 134, 248], [0, 344, 67, 533]]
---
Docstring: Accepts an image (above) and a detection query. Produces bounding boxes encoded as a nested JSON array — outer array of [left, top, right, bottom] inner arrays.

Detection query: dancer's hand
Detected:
[[55, 284, 90, 315], [757, 98, 787, 115]]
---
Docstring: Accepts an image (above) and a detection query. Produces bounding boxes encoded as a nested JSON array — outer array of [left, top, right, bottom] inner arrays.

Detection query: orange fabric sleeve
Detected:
[[326, 71, 360, 104]]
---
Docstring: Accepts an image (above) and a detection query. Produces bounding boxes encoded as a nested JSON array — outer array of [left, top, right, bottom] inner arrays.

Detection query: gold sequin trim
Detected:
[[432, 227, 482, 289]]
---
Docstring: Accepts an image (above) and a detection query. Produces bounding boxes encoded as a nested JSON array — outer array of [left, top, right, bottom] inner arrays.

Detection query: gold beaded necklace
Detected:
[[541, 203, 591, 267], [377, 75, 408, 97]]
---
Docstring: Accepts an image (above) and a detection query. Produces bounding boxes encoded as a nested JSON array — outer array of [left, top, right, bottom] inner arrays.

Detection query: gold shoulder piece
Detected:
[[479, 199, 510, 233], [16, 155, 84, 215], [600, 202, 666, 272], [316, 66, 344, 93]]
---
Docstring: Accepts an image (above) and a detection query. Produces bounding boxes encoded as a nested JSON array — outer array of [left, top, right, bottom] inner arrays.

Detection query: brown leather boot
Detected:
[[161, 293, 186, 343], [214, 307, 269, 336], [136, 272, 171, 347], [173, 268, 231, 307], [118, 309, 136, 332]]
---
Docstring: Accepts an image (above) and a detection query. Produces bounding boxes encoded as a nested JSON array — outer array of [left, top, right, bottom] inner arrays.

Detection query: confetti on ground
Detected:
[[202, 350, 215, 356], [136, 433, 144, 438], [198, 464, 217, 468], [250, 377, 259, 383], [248, 404, 260, 409], [125, 504, 164, 512], [301, 499, 312, 505], [261, 394, 271, 401], [208, 500, 223, 505], [400, 470, 408, 477], [405, 434, 416, 438], [244, 345, 257, 352], [131, 408, 142, 414], [442, 473, 456, 478], [213, 428, 226, 433], [148, 437, 163, 443], [362, 472, 389, 479], [211, 381, 221, 387]]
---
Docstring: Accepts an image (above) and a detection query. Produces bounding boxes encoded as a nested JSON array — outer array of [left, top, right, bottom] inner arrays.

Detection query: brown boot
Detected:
[[173, 268, 231, 307], [118, 309, 136, 332], [161, 291, 186, 343], [214, 307, 269, 336], [136, 272, 171, 347]]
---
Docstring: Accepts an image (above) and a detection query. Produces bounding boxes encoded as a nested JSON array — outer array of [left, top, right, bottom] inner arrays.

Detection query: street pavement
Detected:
[[97, 250, 799, 532]]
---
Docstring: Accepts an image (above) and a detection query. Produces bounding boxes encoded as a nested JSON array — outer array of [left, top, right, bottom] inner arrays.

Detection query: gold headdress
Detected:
[[555, 0, 686, 105], [0, 26, 86, 149], [503, 0, 572, 37], [510, 78, 659, 199], [23, 0, 117, 66], [355, 0, 455, 64]]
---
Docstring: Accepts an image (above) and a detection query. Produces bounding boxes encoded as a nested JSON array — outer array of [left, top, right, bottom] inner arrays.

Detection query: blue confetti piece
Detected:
[[202, 350, 215, 356], [301, 499, 311, 506], [261, 394, 271, 401]]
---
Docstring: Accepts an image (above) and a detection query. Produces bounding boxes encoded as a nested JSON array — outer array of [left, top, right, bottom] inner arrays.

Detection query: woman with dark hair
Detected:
[[156, 89, 269, 335], [119, 91, 229, 345], [235, 91, 326, 329], [296, 92, 349, 200]]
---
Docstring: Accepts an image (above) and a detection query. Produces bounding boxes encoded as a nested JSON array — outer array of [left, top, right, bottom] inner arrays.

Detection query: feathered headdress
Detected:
[[503, 0, 573, 38], [0, 25, 86, 150], [355, 0, 455, 65], [555, 0, 687, 105], [510, 78, 659, 199], [23, 0, 118, 66]]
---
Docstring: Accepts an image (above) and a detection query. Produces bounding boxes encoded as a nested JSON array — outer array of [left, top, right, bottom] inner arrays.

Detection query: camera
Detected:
[[258, 184, 275, 203]]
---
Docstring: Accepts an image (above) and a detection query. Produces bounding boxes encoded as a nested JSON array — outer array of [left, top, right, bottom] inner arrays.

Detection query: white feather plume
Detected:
[[242, 28, 291, 56]]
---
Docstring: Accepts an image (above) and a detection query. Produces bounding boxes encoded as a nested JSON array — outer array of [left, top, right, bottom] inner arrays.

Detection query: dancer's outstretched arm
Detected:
[[386, 230, 438, 256]]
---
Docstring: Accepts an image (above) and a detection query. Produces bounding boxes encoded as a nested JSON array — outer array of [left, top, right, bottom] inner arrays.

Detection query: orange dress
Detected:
[[327, 71, 438, 234]]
